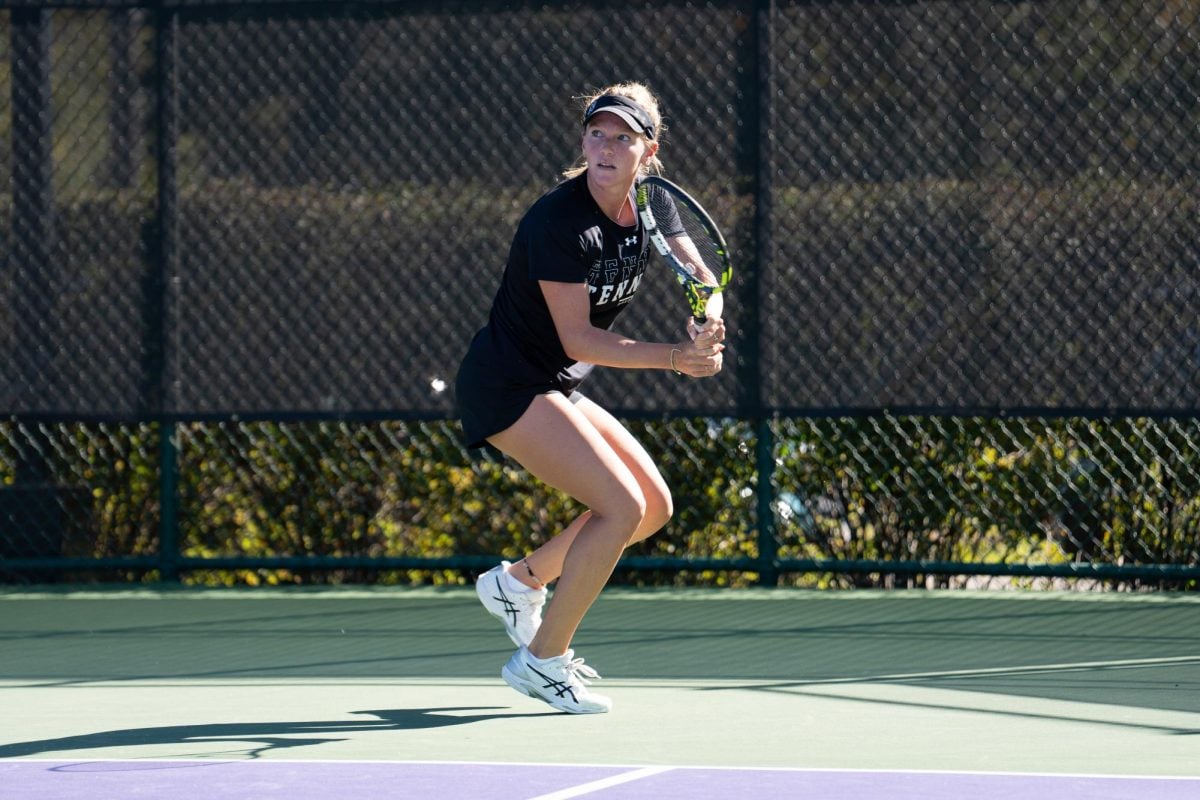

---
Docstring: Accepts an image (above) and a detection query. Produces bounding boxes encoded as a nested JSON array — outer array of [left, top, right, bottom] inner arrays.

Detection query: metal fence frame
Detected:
[[3, 0, 1198, 586]]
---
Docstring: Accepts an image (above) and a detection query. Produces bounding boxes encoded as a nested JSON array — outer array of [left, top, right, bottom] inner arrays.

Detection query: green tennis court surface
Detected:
[[2, 587, 1198, 797]]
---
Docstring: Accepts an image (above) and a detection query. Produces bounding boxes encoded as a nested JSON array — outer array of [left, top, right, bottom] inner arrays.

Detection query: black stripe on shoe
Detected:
[[491, 576, 520, 626], [527, 663, 577, 704]]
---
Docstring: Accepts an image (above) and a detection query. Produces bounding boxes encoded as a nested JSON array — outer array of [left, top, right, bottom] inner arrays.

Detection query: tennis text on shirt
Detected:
[[583, 226, 645, 307]]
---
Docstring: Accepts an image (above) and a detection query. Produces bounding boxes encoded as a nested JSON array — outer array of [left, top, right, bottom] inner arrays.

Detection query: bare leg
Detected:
[[488, 393, 662, 658], [509, 396, 672, 589], [506, 511, 592, 589]]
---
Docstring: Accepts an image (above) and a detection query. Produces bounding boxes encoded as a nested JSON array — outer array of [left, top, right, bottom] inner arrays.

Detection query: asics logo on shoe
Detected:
[[489, 577, 520, 625], [477, 563, 546, 648], [528, 663, 577, 704]]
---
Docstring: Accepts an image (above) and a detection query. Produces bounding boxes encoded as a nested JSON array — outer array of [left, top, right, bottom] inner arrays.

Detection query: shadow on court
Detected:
[[0, 707, 559, 760]]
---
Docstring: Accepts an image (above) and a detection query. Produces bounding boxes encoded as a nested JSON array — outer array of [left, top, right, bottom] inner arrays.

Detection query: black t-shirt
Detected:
[[485, 173, 661, 392], [456, 173, 684, 447]]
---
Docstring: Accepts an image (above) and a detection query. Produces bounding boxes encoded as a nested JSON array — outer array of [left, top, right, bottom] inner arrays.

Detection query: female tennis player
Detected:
[[456, 82, 725, 714]]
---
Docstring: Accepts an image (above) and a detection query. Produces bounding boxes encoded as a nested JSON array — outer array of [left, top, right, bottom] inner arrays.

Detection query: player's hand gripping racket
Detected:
[[635, 176, 733, 327]]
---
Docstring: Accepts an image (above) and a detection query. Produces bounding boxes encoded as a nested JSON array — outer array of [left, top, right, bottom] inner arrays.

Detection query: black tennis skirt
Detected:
[[455, 327, 583, 449]]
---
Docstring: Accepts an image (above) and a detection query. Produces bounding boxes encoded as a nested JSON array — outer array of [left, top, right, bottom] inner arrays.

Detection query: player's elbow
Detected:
[[560, 342, 586, 362], [558, 330, 595, 363]]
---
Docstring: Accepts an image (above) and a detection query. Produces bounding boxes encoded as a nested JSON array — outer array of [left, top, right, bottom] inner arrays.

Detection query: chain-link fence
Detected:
[[2, 0, 1198, 587]]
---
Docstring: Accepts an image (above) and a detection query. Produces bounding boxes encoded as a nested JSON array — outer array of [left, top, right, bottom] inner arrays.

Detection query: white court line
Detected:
[[748, 654, 1200, 686], [523, 766, 673, 800]]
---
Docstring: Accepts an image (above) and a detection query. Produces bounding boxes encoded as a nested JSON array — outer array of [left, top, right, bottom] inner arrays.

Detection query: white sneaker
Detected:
[[502, 646, 612, 714], [475, 561, 547, 647]]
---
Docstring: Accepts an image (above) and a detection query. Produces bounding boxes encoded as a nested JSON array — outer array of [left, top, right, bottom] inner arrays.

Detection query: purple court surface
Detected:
[[4, 760, 1200, 800]]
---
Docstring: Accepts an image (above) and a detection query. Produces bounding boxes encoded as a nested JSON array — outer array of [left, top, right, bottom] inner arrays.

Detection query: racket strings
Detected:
[[649, 194, 724, 289]]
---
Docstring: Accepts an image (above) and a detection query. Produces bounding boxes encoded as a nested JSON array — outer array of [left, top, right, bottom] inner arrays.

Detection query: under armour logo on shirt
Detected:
[[623, 236, 637, 247]]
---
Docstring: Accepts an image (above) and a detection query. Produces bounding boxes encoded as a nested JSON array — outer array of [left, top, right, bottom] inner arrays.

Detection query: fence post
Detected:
[[754, 420, 778, 585], [151, 6, 181, 582], [740, 0, 778, 586], [158, 425, 180, 582]]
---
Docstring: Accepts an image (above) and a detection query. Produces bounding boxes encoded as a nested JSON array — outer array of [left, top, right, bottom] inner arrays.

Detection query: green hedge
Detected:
[[2, 415, 1197, 589]]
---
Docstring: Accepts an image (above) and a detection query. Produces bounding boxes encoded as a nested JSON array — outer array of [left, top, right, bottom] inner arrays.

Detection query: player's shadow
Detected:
[[0, 707, 558, 760]]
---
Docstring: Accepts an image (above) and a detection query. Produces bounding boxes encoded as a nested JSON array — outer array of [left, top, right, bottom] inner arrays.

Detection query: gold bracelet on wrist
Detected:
[[669, 348, 682, 376]]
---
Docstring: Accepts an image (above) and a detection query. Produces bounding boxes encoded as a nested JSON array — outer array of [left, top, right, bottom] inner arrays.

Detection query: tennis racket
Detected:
[[636, 176, 733, 326]]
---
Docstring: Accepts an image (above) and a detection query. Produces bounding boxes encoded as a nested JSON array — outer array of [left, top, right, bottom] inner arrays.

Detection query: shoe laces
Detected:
[[562, 650, 601, 685]]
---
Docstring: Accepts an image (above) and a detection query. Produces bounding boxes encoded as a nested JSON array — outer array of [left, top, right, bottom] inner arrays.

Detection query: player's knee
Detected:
[[644, 485, 673, 535], [601, 488, 648, 538], [627, 484, 671, 546], [624, 489, 651, 532]]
